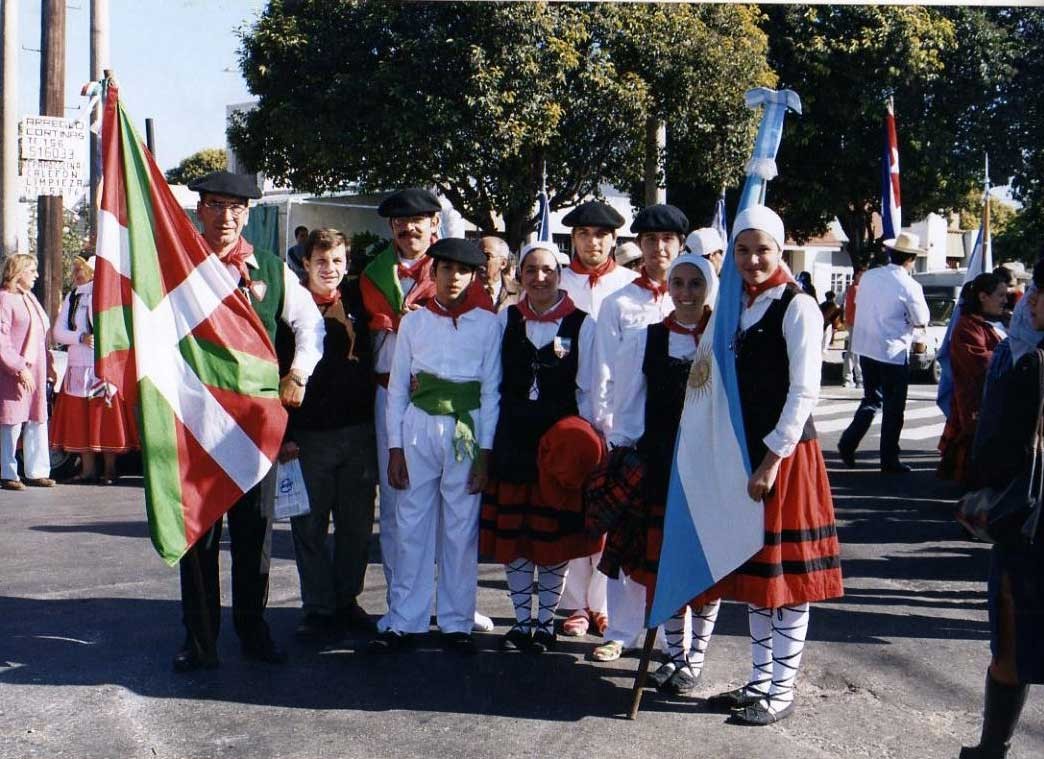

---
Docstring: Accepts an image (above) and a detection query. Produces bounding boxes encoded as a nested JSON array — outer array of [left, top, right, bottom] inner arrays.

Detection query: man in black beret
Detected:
[[174, 171, 325, 672], [556, 199, 637, 641], [372, 236, 500, 655], [360, 188, 443, 620], [585, 202, 689, 663]]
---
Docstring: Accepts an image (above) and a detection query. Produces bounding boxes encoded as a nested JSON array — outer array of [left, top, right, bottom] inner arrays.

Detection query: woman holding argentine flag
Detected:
[[601, 252, 722, 697], [706, 205, 843, 726]]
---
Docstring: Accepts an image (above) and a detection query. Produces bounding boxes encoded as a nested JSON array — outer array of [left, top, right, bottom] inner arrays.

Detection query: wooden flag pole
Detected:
[[628, 627, 658, 720]]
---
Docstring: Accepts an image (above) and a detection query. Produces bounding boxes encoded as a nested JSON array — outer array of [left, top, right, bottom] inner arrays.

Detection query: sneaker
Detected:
[[472, 612, 494, 633]]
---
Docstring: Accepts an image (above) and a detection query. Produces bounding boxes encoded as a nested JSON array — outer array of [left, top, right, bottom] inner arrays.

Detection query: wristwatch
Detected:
[[287, 372, 307, 388]]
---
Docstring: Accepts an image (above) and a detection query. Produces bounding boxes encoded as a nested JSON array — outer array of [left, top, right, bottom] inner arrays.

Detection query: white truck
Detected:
[[910, 270, 965, 384]]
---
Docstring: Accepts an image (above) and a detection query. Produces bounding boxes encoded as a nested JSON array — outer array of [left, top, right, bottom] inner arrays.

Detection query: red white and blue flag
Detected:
[[881, 98, 902, 240]]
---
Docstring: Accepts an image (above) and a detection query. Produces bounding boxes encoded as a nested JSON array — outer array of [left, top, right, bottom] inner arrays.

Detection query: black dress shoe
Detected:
[[336, 602, 378, 634], [172, 635, 218, 673], [241, 635, 287, 664], [295, 612, 336, 640], [881, 461, 912, 473], [837, 444, 856, 468], [444, 632, 477, 655], [367, 629, 414, 654]]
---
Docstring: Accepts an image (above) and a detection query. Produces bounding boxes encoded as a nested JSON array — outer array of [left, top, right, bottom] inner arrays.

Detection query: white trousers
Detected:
[[1, 421, 49, 480], [560, 554, 608, 615], [603, 572, 650, 649], [375, 385, 399, 605], [381, 406, 479, 635]]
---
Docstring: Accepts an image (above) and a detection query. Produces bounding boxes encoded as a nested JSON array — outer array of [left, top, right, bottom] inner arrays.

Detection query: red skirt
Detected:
[[480, 480, 604, 566], [714, 438, 843, 608], [50, 390, 140, 453]]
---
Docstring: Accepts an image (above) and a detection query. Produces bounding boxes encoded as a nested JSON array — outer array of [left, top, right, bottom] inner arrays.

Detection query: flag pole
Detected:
[[983, 154, 992, 272], [628, 627, 658, 719]]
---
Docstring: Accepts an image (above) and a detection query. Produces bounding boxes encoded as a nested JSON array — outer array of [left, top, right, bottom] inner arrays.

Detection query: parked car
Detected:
[[910, 270, 965, 384]]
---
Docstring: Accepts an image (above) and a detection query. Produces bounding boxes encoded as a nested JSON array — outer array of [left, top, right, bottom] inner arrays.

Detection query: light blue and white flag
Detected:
[[649, 88, 802, 626]]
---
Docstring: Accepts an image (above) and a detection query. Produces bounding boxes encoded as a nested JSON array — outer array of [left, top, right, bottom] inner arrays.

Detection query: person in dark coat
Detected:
[[962, 259, 1044, 759]]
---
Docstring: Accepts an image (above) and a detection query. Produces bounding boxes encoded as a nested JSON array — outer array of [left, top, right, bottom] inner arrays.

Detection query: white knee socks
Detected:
[[745, 603, 811, 712], [535, 562, 568, 633], [504, 559, 535, 631]]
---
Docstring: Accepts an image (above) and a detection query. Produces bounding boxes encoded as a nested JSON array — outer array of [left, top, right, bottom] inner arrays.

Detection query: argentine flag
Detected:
[[650, 88, 803, 626]]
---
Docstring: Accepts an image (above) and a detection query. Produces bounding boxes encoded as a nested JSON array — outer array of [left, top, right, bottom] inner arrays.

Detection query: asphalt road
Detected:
[[2, 381, 1042, 759]]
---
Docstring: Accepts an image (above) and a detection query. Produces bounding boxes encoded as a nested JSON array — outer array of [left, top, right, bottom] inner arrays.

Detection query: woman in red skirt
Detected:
[[50, 254, 139, 483], [709, 205, 844, 726], [480, 242, 603, 653]]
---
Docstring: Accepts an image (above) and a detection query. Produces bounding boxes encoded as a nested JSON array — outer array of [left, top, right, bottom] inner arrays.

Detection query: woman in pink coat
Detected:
[[0, 254, 55, 490]]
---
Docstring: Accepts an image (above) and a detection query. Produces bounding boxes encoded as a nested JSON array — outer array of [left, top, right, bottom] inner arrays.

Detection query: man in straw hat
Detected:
[[838, 231, 930, 473]]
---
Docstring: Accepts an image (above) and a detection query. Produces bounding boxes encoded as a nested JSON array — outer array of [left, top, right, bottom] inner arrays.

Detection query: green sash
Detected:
[[411, 371, 481, 462]]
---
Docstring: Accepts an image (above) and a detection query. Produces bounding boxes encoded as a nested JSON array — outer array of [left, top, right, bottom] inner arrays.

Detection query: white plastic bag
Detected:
[[273, 458, 310, 521]]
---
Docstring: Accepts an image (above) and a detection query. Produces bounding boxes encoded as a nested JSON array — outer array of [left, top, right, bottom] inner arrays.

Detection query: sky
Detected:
[[16, 0, 266, 172]]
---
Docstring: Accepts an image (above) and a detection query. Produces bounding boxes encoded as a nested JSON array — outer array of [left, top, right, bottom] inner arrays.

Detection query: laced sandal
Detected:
[[591, 640, 624, 662], [648, 660, 676, 688], [500, 623, 531, 652], [560, 611, 589, 637], [529, 621, 557, 654], [727, 698, 795, 726], [660, 662, 699, 695], [706, 681, 770, 712]]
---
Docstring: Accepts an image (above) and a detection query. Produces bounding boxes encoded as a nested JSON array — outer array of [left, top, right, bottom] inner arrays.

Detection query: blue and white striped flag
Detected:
[[650, 87, 802, 626]]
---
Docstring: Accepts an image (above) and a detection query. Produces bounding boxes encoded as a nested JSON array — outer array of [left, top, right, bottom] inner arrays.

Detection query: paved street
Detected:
[[2, 381, 1043, 759]]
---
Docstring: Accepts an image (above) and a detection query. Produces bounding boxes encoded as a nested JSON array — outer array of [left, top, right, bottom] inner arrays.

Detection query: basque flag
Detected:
[[650, 88, 802, 626], [881, 98, 902, 241]]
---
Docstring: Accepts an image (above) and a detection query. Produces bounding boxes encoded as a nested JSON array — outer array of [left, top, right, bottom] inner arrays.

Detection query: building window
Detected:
[[830, 271, 852, 295]]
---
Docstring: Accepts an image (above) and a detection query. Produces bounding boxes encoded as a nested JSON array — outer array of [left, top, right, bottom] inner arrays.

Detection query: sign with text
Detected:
[[18, 115, 88, 202]]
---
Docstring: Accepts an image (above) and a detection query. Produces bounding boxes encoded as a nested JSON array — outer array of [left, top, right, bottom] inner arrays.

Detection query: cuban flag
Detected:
[[936, 188, 994, 417], [881, 98, 902, 241], [649, 88, 802, 626], [711, 189, 728, 243], [536, 187, 552, 243]]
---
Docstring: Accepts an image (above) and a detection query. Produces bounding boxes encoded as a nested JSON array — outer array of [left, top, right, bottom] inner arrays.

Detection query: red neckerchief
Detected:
[[426, 284, 488, 328], [744, 267, 791, 306], [633, 266, 668, 300], [663, 307, 711, 347], [219, 236, 254, 285], [396, 255, 428, 284], [569, 256, 617, 288], [311, 288, 341, 307], [517, 292, 576, 323]]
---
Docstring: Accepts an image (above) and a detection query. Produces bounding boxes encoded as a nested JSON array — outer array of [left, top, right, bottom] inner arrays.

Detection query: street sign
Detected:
[[17, 115, 89, 202]]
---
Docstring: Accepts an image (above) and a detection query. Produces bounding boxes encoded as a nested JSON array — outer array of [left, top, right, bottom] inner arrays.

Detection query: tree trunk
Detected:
[[502, 207, 535, 257], [643, 117, 666, 206]]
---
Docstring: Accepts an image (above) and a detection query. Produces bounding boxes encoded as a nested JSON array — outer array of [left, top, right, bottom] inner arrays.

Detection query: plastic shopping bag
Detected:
[[274, 458, 310, 521]]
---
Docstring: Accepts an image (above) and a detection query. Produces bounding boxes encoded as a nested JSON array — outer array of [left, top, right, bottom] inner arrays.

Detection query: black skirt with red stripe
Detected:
[[480, 480, 604, 566]]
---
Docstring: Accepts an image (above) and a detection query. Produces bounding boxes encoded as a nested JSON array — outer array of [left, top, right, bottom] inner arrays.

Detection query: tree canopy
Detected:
[[229, 1, 772, 250], [165, 148, 229, 185]]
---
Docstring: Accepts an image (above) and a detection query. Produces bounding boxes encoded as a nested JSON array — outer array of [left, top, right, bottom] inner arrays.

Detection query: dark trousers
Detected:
[[179, 479, 273, 648], [839, 355, 910, 466], [290, 424, 378, 615]]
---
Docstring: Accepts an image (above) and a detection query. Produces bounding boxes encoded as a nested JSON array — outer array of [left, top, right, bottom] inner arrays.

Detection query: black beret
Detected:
[[187, 170, 262, 200], [377, 188, 442, 218], [425, 237, 486, 268], [561, 200, 624, 230], [630, 204, 689, 235]]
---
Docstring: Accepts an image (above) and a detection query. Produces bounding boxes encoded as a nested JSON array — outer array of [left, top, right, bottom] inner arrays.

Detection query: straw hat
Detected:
[[882, 231, 925, 256]]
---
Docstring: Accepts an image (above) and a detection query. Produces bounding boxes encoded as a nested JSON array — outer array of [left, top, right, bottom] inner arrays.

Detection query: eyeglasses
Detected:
[[202, 200, 248, 216], [390, 215, 432, 229]]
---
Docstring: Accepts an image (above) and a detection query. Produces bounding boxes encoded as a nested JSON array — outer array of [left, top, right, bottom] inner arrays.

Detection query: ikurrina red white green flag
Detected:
[[92, 82, 287, 566]]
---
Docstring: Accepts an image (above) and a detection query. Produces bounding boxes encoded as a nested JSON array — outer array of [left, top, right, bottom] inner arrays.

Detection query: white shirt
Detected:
[[608, 324, 699, 449], [851, 263, 930, 365], [53, 283, 94, 369], [222, 252, 325, 378], [740, 284, 823, 459], [497, 305, 598, 423], [592, 282, 674, 432], [386, 306, 503, 449], [560, 264, 638, 320]]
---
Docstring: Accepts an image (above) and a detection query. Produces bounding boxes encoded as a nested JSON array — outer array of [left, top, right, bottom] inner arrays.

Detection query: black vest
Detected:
[[491, 307, 587, 483], [637, 324, 694, 503], [735, 284, 817, 466]]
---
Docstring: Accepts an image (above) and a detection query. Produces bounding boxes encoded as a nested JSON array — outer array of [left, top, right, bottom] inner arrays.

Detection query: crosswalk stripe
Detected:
[[900, 422, 946, 441], [812, 401, 863, 415], [813, 404, 942, 433]]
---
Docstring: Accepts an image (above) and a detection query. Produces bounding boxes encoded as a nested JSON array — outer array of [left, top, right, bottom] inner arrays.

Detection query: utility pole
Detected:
[[1, 0, 18, 256], [36, 0, 65, 321], [643, 117, 667, 206], [89, 0, 109, 238]]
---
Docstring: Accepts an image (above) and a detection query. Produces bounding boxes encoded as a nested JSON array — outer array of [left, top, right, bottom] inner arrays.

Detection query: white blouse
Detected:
[[559, 265, 637, 320]]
